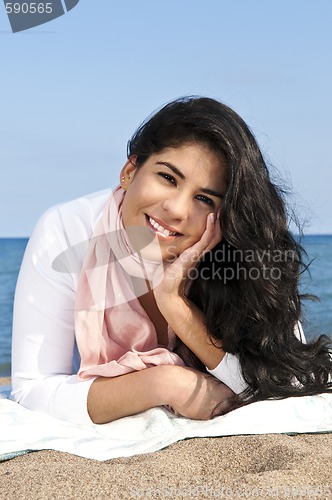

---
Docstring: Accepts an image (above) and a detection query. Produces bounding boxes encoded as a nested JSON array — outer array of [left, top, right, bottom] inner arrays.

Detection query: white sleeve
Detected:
[[206, 353, 248, 394], [294, 321, 306, 343], [206, 321, 307, 394], [11, 203, 96, 425]]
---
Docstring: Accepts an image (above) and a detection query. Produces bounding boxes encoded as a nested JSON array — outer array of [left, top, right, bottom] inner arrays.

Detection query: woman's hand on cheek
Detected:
[[153, 212, 222, 302]]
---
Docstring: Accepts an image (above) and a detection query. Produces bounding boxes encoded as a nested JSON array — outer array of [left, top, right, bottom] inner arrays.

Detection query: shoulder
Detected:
[[25, 189, 113, 272], [34, 188, 112, 245]]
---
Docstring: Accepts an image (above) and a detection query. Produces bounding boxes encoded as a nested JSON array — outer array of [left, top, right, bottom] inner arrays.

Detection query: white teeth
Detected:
[[148, 217, 177, 237]]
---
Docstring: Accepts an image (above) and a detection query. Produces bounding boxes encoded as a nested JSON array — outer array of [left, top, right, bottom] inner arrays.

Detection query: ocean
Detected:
[[0, 238, 29, 377], [0, 236, 332, 377]]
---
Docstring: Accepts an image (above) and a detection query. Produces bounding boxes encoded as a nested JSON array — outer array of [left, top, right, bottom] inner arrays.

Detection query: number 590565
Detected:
[[5, 3, 53, 14]]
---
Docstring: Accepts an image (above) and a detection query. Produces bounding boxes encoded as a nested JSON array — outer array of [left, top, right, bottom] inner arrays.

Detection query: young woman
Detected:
[[11, 96, 332, 425]]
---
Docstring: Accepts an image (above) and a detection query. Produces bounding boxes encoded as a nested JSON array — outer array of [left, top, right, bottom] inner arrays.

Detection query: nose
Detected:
[[161, 189, 191, 221]]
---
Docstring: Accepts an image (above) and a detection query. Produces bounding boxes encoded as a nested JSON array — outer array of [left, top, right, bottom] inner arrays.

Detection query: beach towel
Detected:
[[1, 386, 331, 462]]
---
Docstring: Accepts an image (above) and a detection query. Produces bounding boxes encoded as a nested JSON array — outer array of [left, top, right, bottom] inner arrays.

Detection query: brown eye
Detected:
[[158, 172, 176, 185], [196, 194, 215, 207]]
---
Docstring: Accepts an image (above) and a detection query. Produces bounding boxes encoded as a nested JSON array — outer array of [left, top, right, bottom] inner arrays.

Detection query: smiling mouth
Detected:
[[146, 215, 182, 238]]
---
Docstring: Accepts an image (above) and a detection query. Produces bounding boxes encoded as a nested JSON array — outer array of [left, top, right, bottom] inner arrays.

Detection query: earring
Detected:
[[121, 176, 125, 181]]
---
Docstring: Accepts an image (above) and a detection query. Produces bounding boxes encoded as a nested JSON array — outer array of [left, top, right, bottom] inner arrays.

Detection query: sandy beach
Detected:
[[1, 377, 331, 500]]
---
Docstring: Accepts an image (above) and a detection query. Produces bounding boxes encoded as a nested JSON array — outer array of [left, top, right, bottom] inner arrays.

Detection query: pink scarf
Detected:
[[75, 186, 185, 380]]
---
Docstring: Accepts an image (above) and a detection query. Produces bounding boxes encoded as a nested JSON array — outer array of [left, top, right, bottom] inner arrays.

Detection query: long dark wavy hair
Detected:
[[127, 96, 332, 402]]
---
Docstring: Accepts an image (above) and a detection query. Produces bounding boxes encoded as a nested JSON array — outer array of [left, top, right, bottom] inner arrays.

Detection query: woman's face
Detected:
[[120, 143, 227, 261]]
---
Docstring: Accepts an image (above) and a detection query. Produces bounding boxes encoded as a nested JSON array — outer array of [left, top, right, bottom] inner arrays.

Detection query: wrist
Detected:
[[154, 287, 188, 315]]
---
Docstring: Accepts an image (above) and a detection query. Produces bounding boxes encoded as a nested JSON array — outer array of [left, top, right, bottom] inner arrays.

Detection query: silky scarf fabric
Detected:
[[74, 186, 185, 380]]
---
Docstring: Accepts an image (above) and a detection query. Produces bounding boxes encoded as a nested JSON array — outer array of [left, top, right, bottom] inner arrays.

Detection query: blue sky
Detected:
[[1, 0, 331, 236]]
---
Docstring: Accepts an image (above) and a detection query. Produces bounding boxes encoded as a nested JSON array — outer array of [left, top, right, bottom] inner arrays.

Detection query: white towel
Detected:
[[1, 388, 331, 462]]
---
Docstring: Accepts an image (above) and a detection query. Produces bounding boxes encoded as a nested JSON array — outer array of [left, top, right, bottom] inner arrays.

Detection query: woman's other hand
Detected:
[[159, 365, 236, 420]]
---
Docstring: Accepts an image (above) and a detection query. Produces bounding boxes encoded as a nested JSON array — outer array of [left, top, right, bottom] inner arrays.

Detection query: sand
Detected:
[[1, 377, 332, 499]]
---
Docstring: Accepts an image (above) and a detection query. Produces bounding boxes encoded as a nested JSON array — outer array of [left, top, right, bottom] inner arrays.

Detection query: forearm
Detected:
[[87, 364, 235, 424], [156, 294, 225, 370], [87, 365, 169, 424]]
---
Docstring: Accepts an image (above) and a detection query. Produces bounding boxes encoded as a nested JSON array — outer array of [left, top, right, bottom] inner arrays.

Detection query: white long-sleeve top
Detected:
[[11, 188, 305, 424], [11, 189, 110, 424]]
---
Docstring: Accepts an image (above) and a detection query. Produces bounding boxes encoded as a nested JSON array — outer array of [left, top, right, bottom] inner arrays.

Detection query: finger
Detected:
[[204, 213, 222, 253], [186, 213, 221, 258], [172, 216, 218, 274], [157, 213, 222, 287]]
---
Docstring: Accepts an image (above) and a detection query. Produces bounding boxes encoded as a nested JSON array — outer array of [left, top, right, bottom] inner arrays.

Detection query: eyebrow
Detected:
[[155, 161, 225, 199]]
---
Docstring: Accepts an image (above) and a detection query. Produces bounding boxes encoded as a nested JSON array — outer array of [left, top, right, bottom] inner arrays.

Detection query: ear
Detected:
[[120, 156, 138, 190]]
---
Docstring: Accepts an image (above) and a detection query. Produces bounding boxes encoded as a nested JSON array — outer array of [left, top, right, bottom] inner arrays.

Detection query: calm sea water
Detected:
[[0, 236, 331, 377], [0, 238, 28, 377]]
